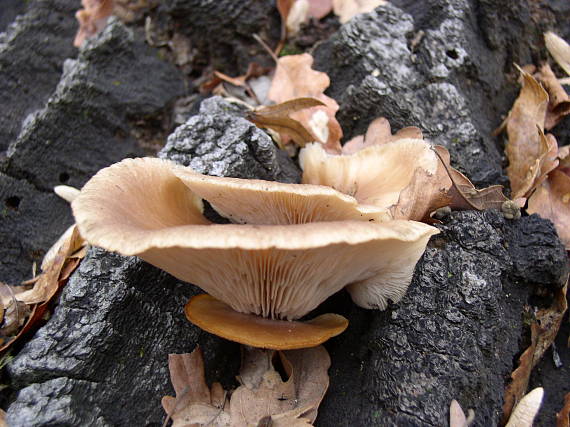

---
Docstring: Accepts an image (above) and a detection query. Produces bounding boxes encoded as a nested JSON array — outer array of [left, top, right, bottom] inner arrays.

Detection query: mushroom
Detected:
[[299, 139, 450, 222], [73, 157, 439, 348]]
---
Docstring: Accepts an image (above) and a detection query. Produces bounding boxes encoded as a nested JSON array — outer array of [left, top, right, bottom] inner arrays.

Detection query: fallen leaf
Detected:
[[16, 226, 86, 305], [545, 32, 570, 77], [389, 164, 452, 222], [342, 117, 423, 154], [163, 345, 330, 426], [433, 146, 514, 212], [74, 0, 115, 47], [332, 0, 387, 23], [248, 98, 325, 147], [534, 63, 570, 130], [527, 170, 570, 249], [500, 67, 554, 199], [557, 392, 570, 427], [161, 348, 231, 427], [506, 387, 544, 427], [502, 323, 539, 425], [268, 53, 343, 152]]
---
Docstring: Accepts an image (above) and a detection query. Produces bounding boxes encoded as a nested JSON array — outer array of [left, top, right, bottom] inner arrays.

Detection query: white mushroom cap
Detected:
[[299, 140, 439, 209], [73, 157, 439, 320]]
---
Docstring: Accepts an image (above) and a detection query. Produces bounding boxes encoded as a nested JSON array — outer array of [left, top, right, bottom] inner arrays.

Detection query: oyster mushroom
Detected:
[[299, 139, 450, 221], [72, 158, 438, 348]]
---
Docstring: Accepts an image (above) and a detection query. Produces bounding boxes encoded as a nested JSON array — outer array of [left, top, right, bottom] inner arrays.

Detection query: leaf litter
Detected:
[[162, 345, 330, 427]]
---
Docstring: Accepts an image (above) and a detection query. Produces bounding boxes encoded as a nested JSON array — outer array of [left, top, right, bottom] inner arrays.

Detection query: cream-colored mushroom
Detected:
[[300, 139, 445, 217], [73, 157, 438, 348], [506, 387, 544, 427]]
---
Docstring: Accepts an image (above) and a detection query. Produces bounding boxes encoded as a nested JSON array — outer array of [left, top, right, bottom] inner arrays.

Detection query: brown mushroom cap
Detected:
[[73, 157, 439, 319], [185, 294, 348, 350], [299, 140, 438, 209]]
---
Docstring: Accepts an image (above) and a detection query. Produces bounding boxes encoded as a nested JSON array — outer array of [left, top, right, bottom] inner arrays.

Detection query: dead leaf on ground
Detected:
[[332, 0, 387, 23], [498, 67, 552, 199], [113, 0, 157, 23], [527, 169, 570, 249], [341, 117, 423, 155], [248, 97, 325, 147], [556, 392, 570, 427], [74, 0, 115, 47], [502, 323, 539, 425], [268, 53, 343, 152], [0, 225, 87, 353], [433, 146, 515, 212], [163, 345, 330, 426], [545, 32, 570, 77], [533, 63, 570, 130]]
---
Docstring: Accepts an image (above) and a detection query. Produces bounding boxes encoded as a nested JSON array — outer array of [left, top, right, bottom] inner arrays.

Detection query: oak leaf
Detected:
[[268, 54, 342, 152], [163, 346, 330, 426], [533, 63, 570, 130], [527, 169, 570, 249]]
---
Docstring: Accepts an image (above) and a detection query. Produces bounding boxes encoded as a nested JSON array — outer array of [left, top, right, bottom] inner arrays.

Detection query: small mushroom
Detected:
[[73, 158, 438, 348], [300, 139, 448, 221]]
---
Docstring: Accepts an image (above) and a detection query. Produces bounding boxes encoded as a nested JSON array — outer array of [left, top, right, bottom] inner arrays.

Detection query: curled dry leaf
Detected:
[[501, 323, 539, 425], [332, 0, 387, 23], [268, 53, 342, 152], [557, 392, 570, 427], [342, 117, 423, 155], [533, 63, 570, 130], [163, 345, 330, 426], [247, 97, 326, 147], [527, 169, 570, 249], [433, 146, 514, 212], [500, 67, 553, 199], [74, 0, 115, 47], [545, 32, 570, 77]]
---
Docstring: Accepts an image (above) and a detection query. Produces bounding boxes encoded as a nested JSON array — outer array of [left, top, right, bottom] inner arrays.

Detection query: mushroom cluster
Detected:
[[73, 157, 439, 349]]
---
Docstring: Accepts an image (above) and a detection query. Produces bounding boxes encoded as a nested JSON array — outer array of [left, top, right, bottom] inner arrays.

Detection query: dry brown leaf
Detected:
[[534, 63, 570, 130], [545, 32, 570, 77], [332, 0, 387, 23], [16, 226, 86, 305], [248, 98, 326, 147], [502, 323, 539, 425], [268, 54, 342, 152], [163, 346, 330, 426], [231, 346, 329, 425], [433, 146, 514, 212], [74, 0, 115, 47], [500, 67, 550, 199], [161, 348, 231, 427], [527, 170, 570, 249], [389, 164, 452, 222], [557, 392, 570, 427], [342, 117, 423, 154]]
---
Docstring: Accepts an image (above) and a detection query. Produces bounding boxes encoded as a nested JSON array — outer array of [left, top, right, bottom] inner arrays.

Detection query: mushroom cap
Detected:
[[73, 157, 439, 319], [185, 294, 348, 350], [299, 140, 438, 209], [171, 166, 391, 224]]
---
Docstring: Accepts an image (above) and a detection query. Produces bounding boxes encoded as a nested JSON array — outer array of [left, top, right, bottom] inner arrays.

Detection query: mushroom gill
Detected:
[[73, 157, 439, 348]]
